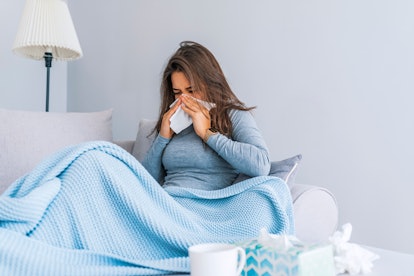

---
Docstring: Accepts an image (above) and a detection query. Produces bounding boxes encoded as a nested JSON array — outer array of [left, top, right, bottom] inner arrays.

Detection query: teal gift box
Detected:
[[236, 234, 336, 276]]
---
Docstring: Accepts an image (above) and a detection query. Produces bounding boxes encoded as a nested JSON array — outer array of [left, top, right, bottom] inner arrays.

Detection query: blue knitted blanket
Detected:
[[0, 141, 294, 275]]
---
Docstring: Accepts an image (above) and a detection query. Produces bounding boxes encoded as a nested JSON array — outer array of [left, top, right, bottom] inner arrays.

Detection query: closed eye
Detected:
[[172, 86, 193, 95]]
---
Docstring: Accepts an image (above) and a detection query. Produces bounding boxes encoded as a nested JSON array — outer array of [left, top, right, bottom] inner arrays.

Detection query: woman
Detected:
[[0, 41, 294, 275], [143, 41, 271, 190]]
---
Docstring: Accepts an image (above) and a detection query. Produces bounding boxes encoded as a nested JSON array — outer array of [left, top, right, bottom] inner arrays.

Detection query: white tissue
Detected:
[[329, 223, 379, 275], [169, 102, 192, 134], [258, 228, 298, 250], [169, 97, 215, 134]]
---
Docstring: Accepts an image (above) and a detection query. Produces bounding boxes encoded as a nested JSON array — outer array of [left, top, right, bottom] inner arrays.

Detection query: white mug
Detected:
[[189, 243, 246, 276]]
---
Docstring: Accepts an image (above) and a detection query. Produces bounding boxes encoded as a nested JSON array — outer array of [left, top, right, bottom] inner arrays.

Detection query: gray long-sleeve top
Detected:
[[142, 110, 270, 190]]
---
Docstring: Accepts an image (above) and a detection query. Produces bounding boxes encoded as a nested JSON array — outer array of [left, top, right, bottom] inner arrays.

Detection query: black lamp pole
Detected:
[[44, 52, 53, 112]]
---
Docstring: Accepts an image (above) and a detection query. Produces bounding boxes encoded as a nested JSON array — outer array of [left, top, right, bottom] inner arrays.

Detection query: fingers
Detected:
[[160, 95, 211, 139], [159, 98, 182, 138], [180, 95, 211, 138], [180, 95, 209, 118]]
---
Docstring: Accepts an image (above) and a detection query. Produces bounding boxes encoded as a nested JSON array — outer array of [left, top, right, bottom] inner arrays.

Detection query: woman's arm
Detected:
[[143, 96, 180, 183], [141, 135, 170, 183], [205, 110, 271, 176]]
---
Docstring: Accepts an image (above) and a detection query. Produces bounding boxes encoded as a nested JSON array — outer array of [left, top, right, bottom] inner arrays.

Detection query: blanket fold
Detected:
[[0, 141, 294, 275]]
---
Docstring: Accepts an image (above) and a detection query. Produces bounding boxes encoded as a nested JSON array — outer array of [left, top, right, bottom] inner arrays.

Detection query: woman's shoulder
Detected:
[[229, 109, 258, 131], [229, 109, 255, 122]]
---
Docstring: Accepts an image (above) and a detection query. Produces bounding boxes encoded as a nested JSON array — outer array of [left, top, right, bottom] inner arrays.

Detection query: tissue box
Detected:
[[237, 239, 336, 276]]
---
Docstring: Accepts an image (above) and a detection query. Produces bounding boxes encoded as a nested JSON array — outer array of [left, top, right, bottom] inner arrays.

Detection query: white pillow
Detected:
[[131, 119, 157, 162], [0, 109, 113, 194]]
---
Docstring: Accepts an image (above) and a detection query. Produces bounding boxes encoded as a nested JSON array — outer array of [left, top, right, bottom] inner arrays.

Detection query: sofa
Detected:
[[0, 108, 339, 243]]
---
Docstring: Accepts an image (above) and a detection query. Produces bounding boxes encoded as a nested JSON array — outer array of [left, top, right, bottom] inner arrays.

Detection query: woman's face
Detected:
[[171, 71, 204, 100]]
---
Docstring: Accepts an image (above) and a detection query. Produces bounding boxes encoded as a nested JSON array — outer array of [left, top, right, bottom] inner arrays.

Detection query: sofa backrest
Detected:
[[0, 109, 113, 194]]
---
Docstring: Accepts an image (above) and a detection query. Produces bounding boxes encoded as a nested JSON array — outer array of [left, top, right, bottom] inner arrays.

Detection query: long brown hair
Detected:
[[155, 41, 254, 137]]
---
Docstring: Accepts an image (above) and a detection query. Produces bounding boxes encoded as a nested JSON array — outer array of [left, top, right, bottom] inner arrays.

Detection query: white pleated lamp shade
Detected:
[[13, 0, 82, 61]]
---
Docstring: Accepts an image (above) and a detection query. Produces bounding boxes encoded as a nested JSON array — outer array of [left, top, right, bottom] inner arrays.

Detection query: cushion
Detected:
[[0, 109, 113, 194], [132, 119, 301, 187], [131, 119, 157, 162], [233, 154, 302, 187], [269, 154, 302, 187]]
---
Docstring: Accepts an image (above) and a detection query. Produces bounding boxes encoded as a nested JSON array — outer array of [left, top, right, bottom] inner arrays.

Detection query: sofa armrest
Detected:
[[114, 140, 134, 154], [290, 183, 339, 243]]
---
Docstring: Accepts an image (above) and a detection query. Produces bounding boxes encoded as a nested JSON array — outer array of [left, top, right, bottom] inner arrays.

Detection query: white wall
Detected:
[[0, 0, 68, 112], [68, 0, 413, 254]]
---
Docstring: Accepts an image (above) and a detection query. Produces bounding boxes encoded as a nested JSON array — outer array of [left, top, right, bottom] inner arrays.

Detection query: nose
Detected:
[[181, 91, 192, 96]]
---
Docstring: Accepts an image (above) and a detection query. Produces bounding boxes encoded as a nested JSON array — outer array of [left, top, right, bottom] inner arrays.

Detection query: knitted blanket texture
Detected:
[[0, 141, 294, 275]]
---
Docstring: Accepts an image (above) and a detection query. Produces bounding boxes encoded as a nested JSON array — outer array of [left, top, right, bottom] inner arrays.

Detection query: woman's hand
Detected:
[[180, 94, 211, 139], [159, 98, 182, 139]]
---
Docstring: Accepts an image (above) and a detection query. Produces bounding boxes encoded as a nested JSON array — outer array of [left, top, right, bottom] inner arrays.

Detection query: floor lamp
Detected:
[[12, 0, 82, 112]]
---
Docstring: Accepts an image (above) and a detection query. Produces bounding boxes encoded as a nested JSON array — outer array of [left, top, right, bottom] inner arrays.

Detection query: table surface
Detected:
[[355, 246, 414, 276]]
